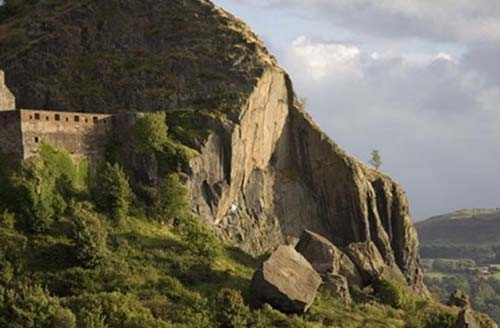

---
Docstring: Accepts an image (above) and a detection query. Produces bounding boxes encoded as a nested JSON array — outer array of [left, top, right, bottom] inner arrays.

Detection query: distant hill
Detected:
[[417, 209, 500, 324], [416, 209, 500, 245]]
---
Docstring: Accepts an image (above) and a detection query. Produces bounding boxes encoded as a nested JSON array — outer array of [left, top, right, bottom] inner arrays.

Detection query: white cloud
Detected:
[[289, 36, 455, 80], [290, 36, 362, 80]]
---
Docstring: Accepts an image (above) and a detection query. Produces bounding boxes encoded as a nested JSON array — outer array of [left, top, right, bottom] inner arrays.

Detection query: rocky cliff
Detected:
[[0, 0, 424, 293]]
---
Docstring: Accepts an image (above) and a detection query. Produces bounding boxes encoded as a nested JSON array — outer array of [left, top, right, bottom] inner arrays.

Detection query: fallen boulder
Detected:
[[344, 241, 406, 285], [295, 229, 363, 287], [251, 245, 322, 314]]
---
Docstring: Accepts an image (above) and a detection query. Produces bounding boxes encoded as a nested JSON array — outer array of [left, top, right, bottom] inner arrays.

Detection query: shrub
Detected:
[[214, 288, 251, 328], [92, 162, 132, 223], [134, 112, 169, 153], [70, 204, 108, 268], [7, 143, 86, 232], [67, 291, 169, 328], [147, 173, 190, 223], [176, 214, 222, 260], [373, 279, 404, 309], [0, 284, 76, 328]]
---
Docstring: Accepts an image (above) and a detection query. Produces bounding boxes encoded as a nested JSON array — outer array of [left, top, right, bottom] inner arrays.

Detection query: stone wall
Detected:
[[0, 110, 23, 156], [20, 110, 114, 161], [0, 70, 15, 110]]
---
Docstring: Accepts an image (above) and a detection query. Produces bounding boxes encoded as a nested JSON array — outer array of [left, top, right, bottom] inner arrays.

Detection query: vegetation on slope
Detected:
[[0, 0, 270, 117], [417, 209, 500, 324], [0, 114, 481, 327]]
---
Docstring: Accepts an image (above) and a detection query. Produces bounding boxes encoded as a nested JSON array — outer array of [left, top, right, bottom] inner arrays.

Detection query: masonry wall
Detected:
[[0, 110, 23, 156], [20, 110, 115, 161], [0, 71, 16, 111]]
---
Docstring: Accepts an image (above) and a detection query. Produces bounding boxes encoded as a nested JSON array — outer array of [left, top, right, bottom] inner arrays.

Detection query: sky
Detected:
[[213, 0, 500, 220]]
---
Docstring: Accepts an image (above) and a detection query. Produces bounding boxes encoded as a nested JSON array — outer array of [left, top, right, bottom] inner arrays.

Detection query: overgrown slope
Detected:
[[0, 0, 425, 294]]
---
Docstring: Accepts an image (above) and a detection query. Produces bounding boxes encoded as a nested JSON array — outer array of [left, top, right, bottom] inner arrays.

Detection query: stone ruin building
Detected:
[[0, 70, 117, 162]]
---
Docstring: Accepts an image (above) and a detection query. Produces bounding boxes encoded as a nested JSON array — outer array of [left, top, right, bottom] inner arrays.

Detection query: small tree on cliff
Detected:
[[369, 149, 382, 170]]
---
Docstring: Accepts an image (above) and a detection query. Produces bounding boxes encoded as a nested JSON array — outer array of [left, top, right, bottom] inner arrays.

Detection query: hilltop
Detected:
[[417, 209, 500, 245], [417, 209, 500, 324]]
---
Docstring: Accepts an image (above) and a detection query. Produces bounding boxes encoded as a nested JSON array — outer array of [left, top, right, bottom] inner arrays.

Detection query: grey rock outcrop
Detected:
[[344, 241, 406, 285], [251, 245, 322, 314], [295, 229, 363, 287]]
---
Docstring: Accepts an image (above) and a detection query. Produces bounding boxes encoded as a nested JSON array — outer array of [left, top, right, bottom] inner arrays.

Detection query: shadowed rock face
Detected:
[[0, 0, 425, 293]]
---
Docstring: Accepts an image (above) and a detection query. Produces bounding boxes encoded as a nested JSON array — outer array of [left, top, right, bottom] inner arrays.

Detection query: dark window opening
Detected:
[[34, 137, 39, 143], [29, 115, 33, 120], [85, 118, 88, 123], [55, 114, 60, 121], [66, 118, 69, 122], [74, 116, 80, 122], [35, 113, 40, 120], [46, 116, 49, 121], [93, 116, 98, 123]]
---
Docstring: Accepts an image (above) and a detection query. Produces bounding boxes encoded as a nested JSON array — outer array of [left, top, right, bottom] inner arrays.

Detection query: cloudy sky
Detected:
[[214, 0, 500, 220]]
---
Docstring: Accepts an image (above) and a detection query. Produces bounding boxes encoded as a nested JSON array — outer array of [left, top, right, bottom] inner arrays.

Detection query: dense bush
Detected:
[[214, 288, 251, 328], [176, 214, 222, 260], [134, 112, 169, 153], [373, 279, 404, 309], [7, 143, 86, 232], [0, 284, 76, 328], [141, 173, 190, 223], [92, 162, 132, 223], [70, 204, 108, 268]]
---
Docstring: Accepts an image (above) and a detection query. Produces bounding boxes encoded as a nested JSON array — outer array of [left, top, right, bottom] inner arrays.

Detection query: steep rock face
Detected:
[[0, 0, 424, 293], [191, 65, 425, 293]]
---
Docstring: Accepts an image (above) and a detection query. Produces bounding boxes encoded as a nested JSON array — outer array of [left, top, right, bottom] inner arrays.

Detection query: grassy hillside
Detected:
[[0, 114, 479, 328]]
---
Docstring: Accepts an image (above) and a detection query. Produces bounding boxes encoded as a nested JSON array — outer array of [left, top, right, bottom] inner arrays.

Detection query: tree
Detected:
[[71, 204, 108, 268], [369, 149, 382, 170], [214, 288, 250, 328], [134, 112, 169, 153], [91, 162, 132, 223], [156, 174, 189, 222], [177, 214, 222, 260]]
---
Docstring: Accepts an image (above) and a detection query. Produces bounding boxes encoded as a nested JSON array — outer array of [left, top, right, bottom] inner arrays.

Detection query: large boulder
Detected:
[[344, 241, 406, 285], [295, 229, 363, 287], [251, 245, 322, 314]]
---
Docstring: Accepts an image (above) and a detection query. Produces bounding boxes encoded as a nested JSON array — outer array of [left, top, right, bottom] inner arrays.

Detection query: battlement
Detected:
[[0, 71, 130, 161]]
